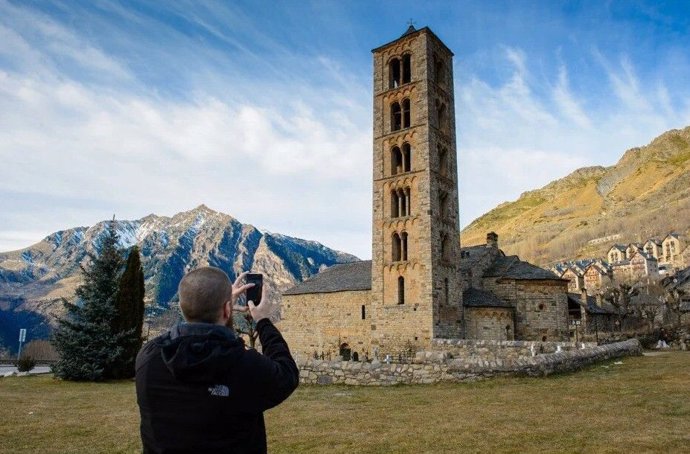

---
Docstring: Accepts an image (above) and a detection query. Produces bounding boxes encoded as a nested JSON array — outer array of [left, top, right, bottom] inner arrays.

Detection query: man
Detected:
[[136, 267, 299, 454]]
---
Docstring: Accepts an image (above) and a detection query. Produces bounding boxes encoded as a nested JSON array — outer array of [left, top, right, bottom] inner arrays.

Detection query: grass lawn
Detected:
[[1, 352, 689, 453]]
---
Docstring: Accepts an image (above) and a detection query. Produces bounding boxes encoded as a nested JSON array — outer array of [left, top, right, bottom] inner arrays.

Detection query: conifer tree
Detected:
[[52, 220, 126, 381], [111, 246, 146, 378]]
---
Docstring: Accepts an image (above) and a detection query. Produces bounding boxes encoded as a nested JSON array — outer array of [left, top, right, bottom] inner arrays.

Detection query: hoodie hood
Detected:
[[158, 323, 245, 383]]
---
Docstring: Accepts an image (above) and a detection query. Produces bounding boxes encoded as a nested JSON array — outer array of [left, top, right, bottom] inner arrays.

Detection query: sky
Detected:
[[2, 0, 690, 259]]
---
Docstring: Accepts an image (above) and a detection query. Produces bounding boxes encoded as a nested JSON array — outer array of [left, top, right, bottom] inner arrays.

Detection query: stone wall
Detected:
[[464, 307, 514, 340], [281, 290, 372, 359], [296, 339, 641, 386], [485, 279, 570, 341]]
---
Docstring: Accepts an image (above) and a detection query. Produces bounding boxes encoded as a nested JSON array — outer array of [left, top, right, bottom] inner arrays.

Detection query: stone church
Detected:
[[280, 26, 569, 360]]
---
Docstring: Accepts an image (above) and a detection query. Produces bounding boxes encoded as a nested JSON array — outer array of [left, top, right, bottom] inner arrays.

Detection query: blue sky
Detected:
[[2, 0, 690, 259]]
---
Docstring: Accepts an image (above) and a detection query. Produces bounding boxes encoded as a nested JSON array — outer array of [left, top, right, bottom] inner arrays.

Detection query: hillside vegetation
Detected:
[[461, 126, 690, 265]]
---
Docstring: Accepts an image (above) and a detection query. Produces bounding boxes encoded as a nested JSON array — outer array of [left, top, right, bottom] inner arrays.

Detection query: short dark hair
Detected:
[[178, 267, 232, 323]]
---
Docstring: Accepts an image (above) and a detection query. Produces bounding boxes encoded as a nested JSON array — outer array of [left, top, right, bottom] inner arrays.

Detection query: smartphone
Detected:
[[245, 273, 263, 305]]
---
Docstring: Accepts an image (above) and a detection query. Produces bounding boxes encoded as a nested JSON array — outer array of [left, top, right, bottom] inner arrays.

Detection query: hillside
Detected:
[[0, 205, 358, 351], [461, 126, 690, 265]]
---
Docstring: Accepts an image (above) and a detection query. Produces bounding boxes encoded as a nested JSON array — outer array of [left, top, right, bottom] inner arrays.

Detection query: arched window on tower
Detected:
[[389, 58, 401, 89], [402, 98, 411, 128], [402, 143, 411, 172], [402, 232, 408, 261], [391, 146, 403, 175], [439, 190, 448, 220], [439, 147, 448, 176], [404, 187, 411, 216], [392, 233, 402, 261], [391, 102, 402, 131], [441, 233, 449, 262], [434, 55, 446, 87], [398, 276, 405, 305], [391, 190, 399, 218], [444, 278, 449, 305], [436, 101, 447, 134], [402, 54, 412, 84]]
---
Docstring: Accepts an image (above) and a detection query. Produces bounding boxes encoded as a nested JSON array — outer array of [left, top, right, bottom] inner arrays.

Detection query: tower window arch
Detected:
[[398, 276, 405, 305], [439, 190, 448, 220], [402, 98, 411, 128], [439, 147, 448, 176], [391, 188, 410, 218], [391, 102, 402, 131], [402, 54, 412, 84], [434, 55, 446, 87], [391, 146, 403, 175], [392, 233, 402, 261], [436, 101, 447, 134], [441, 233, 450, 262], [402, 143, 411, 172], [389, 58, 401, 89]]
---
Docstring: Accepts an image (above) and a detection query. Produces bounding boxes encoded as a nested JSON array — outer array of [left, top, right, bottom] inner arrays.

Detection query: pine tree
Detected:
[[52, 220, 126, 381], [110, 246, 146, 378]]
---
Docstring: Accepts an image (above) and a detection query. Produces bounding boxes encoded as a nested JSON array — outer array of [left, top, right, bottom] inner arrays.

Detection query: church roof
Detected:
[[484, 255, 564, 281], [463, 287, 513, 308], [283, 260, 372, 295], [459, 245, 499, 271]]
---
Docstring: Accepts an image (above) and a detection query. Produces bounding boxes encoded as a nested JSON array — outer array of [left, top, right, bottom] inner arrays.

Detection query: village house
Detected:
[[583, 262, 612, 294], [643, 238, 663, 260], [661, 233, 686, 268], [607, 244, 627, 264]]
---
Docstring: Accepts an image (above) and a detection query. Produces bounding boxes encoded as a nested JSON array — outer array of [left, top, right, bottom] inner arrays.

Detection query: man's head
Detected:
[[178, 266, 233, 324]]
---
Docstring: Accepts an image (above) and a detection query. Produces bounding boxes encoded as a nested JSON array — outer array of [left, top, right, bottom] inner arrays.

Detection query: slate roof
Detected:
[[567, 293, 619, 315], [459, 245, 500, 271], [484, 256, 564, 281], [283, 261, 372, 295], [463, 287, 513, 308]]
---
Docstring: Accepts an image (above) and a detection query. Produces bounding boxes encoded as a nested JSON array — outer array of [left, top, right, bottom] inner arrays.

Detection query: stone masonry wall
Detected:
[[281, 290, 372, 359], [296, 339, 641, 385]]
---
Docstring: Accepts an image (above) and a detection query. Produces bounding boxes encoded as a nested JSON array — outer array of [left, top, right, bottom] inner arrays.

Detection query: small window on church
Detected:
[[439, 191, 448, 219], [444, 278, 449, 305], [392, 233, 402, 261], [398, 276, 405, 305], [389, 58, 401, 89], [391, 102, 402, 131], [391, 190, 400, 218], [402, 98, 411, 128], [391, 146, 403, 175], [402, 54, 412, 84], [441, 233, 449, 262], [439, 147, 448, 176], [437, 101, 447, 134], [361, 305, 366, 320], [434, 55, 445, 86], [402, 143, 411, 172], [402, 232, 408, 261]]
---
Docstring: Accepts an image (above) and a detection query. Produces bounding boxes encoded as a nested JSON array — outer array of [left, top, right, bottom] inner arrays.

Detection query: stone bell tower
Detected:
[[370, 26, 463, 353]]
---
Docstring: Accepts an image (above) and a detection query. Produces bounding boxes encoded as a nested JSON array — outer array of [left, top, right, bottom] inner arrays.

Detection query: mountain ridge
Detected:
[[461, 126, 690, 265], [0, 205, 358, 352]]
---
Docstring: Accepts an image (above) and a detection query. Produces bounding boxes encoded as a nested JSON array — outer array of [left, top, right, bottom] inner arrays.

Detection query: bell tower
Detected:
[[370, 26, 463, 352]]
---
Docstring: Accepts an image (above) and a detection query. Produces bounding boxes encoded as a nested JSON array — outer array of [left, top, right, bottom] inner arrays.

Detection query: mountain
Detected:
[[0, 205, 358, 352], [461, 126, 690, 265]]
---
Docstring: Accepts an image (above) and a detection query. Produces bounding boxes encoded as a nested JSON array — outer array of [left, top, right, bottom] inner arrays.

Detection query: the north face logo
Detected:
[[208, 384, 230, 397]]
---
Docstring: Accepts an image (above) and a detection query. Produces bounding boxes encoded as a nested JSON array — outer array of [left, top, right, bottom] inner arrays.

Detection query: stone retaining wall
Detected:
[[297, 339, 642, 386]]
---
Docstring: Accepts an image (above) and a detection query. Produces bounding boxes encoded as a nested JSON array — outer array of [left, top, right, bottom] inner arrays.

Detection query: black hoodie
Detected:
[[135, 319, 298, 454]]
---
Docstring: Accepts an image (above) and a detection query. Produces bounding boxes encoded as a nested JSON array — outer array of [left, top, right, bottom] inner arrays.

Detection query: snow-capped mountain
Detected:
[[0, 205, 358, 351]]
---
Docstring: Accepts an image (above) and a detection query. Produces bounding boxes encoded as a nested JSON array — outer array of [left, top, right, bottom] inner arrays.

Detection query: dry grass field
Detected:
[[1, 352, 689, 453]]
